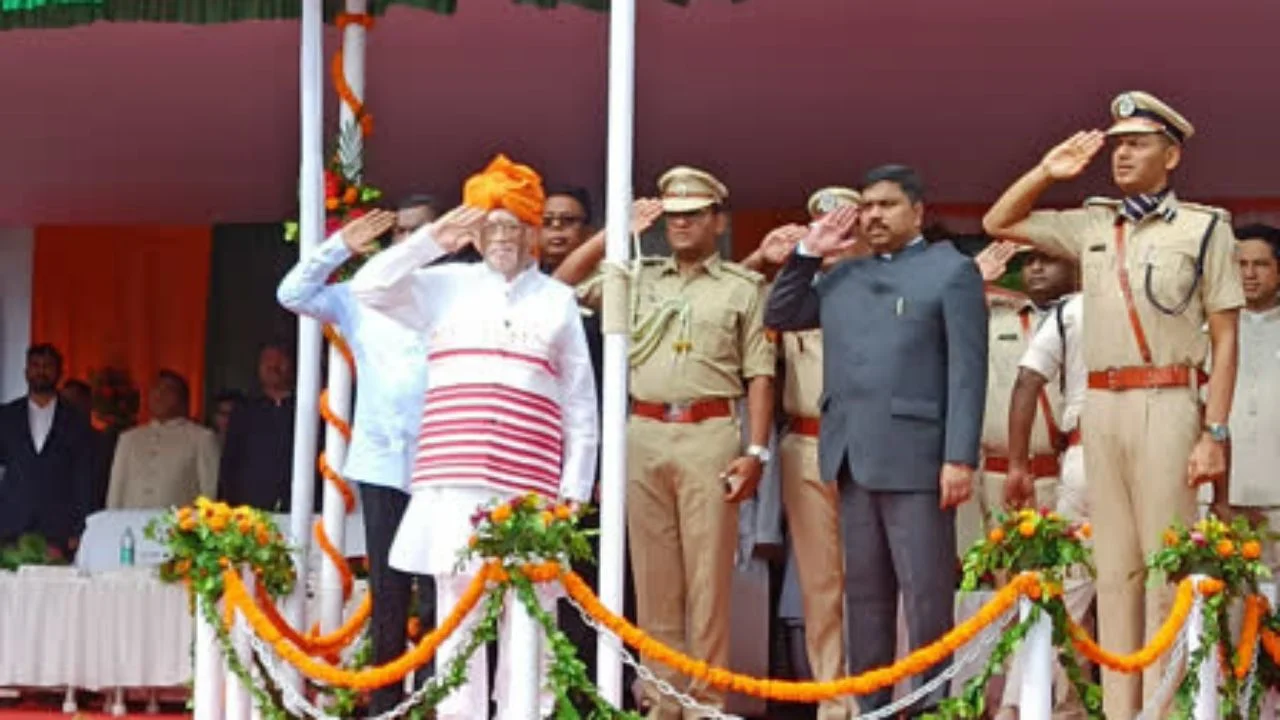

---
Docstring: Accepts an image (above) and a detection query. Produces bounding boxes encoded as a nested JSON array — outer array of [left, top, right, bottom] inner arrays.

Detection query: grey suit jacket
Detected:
[[764, 240, 988, 492]]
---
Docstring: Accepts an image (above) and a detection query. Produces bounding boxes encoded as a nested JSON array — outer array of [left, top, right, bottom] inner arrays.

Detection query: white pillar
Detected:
[[224, 570, 254, 720], [1188, 576, 1219, 720], [1017, 597, 1052, 720], [507, 590, 543, 718], [193, 597, 226, 720], [595, 0, 636, 706], [285, 0, 325, 635], [318, 0, 366, 635]]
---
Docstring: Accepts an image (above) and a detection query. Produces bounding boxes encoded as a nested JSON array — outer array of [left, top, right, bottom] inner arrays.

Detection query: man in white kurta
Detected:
[[351, 155, 598, 720], [107, 371, 219, 510]]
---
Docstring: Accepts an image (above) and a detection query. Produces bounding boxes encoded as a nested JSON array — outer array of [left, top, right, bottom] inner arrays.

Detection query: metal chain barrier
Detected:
[[563, 594, 1012, 720]]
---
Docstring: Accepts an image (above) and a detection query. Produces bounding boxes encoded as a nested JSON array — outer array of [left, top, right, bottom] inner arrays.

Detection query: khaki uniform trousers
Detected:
[[779, 433, 849, 720], [628, 415, 741, 720], [1086, 388, 1199, 718], [1000, 445, 1095, 718]]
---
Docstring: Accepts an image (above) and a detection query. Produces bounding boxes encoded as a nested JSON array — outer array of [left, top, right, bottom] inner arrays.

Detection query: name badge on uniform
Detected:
[[997, 333, 1019, 341], [1087, 244, 1106, 253]]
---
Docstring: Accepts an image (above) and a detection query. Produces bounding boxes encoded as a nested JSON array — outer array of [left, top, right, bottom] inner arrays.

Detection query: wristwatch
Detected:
[[1204, 423, 1230, 444], [745, 444, 773, 464]]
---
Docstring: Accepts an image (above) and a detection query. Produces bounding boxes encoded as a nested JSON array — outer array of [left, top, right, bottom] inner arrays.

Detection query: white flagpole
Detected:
[[286, 0, 325, 635], [317, 0, 368, 636], [596, 0, 636, 706]]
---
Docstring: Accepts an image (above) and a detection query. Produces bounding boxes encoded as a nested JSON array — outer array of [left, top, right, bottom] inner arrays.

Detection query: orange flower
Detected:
[[1243, 541, 1263, 561], [1078, 522, 1092, 539], [988, 527, 1005, 544], [342, 187, 358, 205], [208, 514, 228, 532], [539, 510, 554, 526], [1217, 539, 1235, 558], [554, 504, 573, 521], [179, 516, 198, 532], [255, 528, 271, 546], [1018, 521, 1036, 538], [468, 534, 479, 548], [219, 557, 231, 569], [177, 507, 193, 523], [406, 616, 421, 640], [325, 197, 340, 211], [174, 559, 192, 575], [491, 504, 513, 523], [1163, 530, 1179, 547], [237, 519, 253, 534]]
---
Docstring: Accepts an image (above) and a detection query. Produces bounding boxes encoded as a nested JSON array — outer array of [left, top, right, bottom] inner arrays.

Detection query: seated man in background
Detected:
[[107, 370, 219, 510]]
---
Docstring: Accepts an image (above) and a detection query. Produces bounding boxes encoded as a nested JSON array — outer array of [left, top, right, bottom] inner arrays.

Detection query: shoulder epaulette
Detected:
[[1178, 201, 1232, 224], [720, 261, 765, 284], [1083, 196, 1121, 209]]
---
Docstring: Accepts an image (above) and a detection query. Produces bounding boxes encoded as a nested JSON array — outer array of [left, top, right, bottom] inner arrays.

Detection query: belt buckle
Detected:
[[665, 401, 691, 422]]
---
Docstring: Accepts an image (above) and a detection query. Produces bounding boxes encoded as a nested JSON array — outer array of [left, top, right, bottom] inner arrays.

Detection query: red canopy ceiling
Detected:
[[1, 0, 1276, 224]]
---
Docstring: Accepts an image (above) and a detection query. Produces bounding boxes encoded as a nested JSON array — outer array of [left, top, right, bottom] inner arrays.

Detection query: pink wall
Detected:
[[1, 0, 1277, 224]]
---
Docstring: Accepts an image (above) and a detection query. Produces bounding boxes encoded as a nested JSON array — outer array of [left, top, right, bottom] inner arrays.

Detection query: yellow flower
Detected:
[[1163, 530, 1179, 547], [539, 511, 554, 527]]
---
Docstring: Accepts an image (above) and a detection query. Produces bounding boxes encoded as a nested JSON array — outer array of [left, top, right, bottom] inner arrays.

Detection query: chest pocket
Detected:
[[1144, 246, 1200, 316], [692, 303, 738, 362], [1081, 246, 1110, 297]]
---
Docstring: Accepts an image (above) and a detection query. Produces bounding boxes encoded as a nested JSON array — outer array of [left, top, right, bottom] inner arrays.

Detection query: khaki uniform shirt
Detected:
[[780, 330, 823, 419], [628, 254, 776, 402], [1229, 305, 1280, 507], [982, 289, 1062, 457], [1012, 193, 1244, 371], [107, 418, 220, 509]]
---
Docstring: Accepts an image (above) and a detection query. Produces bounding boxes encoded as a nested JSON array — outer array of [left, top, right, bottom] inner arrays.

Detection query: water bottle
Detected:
[[119, 527, 136, 567]]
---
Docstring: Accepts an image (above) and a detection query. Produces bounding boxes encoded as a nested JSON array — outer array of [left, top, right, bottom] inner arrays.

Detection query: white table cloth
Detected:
[[0, 567, 191, 689]]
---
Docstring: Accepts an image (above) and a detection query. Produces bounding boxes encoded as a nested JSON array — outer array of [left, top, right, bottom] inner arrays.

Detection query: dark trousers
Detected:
[[839, 467, 956, 716], [359, 483, 435, 714]]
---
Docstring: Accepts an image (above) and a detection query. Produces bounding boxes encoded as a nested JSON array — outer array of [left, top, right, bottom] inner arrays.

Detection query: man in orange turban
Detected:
[[351, 155, 598, 720]]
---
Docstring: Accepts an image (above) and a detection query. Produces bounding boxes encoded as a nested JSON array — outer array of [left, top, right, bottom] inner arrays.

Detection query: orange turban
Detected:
[[462, 154, 546, 227]]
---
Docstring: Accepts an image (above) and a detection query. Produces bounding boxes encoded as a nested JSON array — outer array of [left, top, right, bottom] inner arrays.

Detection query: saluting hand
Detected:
[[974, 240, 1021, 283], [759, 224, 808, 266], [801, 204, 861, 257], [341, 209, 397, 255], [939, 462, 974, 509], [1039, 130, 1106, 181], [631, 198, 665, 236], [432, 206, 487, 253]]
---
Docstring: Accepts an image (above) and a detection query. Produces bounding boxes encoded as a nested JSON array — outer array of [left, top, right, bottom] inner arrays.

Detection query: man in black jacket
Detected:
[[0, 344, 94, 556], [765, 165, 988, 716]]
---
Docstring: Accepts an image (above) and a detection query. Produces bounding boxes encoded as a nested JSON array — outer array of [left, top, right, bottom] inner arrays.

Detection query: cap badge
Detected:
[[816, 192, 840, 213], [1116, 94, 1137, 118]]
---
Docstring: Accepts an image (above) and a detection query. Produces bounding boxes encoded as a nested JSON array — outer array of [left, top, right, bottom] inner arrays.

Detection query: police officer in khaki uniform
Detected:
[[984, 91, 1244, 716], [956, 246, 1076, 551], [750, 187, 863, 720], [591, 167, 776, 719]]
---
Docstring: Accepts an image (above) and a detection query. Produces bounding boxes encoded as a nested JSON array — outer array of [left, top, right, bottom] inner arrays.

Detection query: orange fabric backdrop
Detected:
[[31, 226, 212, 422]]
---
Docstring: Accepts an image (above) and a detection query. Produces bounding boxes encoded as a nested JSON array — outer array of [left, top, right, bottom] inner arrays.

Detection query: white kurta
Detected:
[[349, 227, 598, 576]]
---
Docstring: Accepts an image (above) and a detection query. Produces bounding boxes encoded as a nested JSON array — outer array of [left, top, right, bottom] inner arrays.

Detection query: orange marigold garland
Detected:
[[947, 507, 1102, 717], [1148, 514, 1271, 716]]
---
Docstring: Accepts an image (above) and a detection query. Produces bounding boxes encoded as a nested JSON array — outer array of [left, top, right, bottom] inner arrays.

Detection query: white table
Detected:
[[0, 567, 192, 691]]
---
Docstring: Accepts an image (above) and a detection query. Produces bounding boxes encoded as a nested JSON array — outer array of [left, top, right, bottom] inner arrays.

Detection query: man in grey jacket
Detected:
[[764, 165, 988, 716]]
